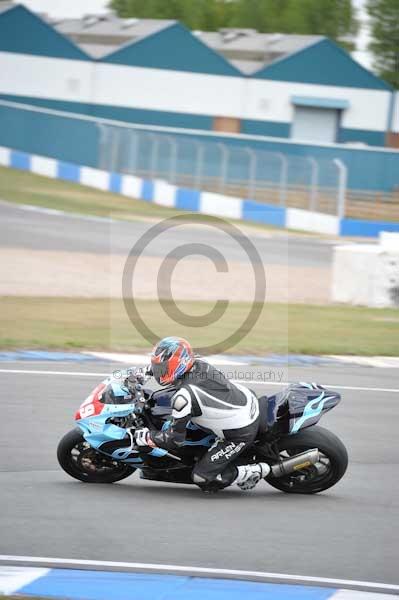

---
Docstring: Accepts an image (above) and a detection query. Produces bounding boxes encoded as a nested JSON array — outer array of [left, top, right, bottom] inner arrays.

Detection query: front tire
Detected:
[[57, 428, 136, 483], [266, 425, 348, 494]]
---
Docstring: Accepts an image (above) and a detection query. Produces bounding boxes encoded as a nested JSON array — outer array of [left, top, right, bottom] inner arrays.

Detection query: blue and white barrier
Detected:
[[1, 146, 399, 238]]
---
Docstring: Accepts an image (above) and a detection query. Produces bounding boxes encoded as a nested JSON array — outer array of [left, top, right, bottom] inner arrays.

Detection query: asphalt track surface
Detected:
[[1, 201, 335, 268], [0, 360, 398, 585]]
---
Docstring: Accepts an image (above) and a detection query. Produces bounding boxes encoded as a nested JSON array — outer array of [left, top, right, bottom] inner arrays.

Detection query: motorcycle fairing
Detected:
[[262, 383, 341, 435], [76, 404, 171, 462], [285, 383, 341, 433], [291, 391, 336, 433], [76, 400, 214, 463], [76, 402, 135, 450]]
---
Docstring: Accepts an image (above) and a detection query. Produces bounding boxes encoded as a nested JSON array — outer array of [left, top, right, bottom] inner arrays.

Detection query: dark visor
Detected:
[[152, 360, 169, 383]]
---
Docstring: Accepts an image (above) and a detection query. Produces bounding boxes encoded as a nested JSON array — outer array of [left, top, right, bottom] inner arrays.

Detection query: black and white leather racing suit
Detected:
[[150, 359, 260, 490]]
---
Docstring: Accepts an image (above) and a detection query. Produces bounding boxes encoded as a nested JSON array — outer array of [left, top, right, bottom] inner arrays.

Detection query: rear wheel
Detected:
[[57, 428, 136, 483], [266, 426, 348, 494]]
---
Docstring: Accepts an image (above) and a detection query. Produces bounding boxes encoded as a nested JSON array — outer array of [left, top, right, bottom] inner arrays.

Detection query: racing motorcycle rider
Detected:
[[131, 336, 270, 492]]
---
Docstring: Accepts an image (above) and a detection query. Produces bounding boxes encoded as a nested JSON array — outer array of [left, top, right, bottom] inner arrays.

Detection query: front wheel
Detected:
[[57, 428, 136, 483], [266, 425, 348, 494]]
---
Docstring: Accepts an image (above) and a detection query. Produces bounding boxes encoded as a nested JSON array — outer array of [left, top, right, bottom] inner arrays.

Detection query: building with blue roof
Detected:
[[0, 2, 397, 156], [0, 2, 88, 60]]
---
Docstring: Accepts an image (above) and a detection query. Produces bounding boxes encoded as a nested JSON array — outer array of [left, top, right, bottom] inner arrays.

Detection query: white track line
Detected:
[[0, 368, 398, 394], [0, 369, 109, 377], [1, 199, 114, 224], [0, 556, 398, 594]]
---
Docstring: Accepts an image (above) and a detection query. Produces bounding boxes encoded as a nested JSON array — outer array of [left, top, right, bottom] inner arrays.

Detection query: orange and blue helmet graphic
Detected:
[[151, 336, 194, 385]]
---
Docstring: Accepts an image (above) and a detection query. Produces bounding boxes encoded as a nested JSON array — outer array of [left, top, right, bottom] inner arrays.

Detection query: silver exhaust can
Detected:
[[270, 448, 320, 478]]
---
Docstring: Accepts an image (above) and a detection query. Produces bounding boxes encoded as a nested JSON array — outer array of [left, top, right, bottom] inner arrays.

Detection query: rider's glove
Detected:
[[124, 368, 146, 393], [133, 427, 156, 449]]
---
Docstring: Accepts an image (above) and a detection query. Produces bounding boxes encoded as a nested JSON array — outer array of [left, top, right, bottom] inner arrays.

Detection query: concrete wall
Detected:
[[332, 239, 399, 306]]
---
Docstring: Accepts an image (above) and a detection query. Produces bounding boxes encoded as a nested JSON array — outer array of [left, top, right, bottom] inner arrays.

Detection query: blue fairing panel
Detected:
[[263, 383, 340, 434], [286, 384, 341, 433], [291, 391, 338, 433]]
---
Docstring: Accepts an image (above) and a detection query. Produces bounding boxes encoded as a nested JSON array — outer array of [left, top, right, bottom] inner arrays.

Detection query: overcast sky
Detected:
[[20, 0, 109, 18], [19, 0, 373, 69], [352, 0, 373, 68]]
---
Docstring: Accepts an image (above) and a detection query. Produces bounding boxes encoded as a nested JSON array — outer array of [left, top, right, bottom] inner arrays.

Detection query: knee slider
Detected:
[[192, 472, 207, 484]]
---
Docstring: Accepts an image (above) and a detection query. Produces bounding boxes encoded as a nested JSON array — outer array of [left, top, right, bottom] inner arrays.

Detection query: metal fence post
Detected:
[[333, 158, 348, 219], [148, 133, 160, 180], [307, 157, 319, 211], [110, 127, 120, 172], [194, 140, 205, 190], [276, 152, 288, 206], [96, 123, 108, 170], [165, 135, 178, 184], [128, 130, 139, 176], [218, 143, 229, 194], [244, 147, 257, 200]]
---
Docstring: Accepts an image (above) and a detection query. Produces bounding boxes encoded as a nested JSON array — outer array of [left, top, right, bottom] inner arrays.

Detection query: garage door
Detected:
[[291, 106, 339, 143]]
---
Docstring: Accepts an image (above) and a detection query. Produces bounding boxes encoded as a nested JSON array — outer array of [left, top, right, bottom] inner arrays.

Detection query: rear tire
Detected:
[[57, 428, 136, 484], [266, 425, 348, 494]]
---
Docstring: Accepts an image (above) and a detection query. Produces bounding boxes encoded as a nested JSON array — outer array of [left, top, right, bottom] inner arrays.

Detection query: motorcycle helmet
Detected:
[[151, 336, 195, 386]]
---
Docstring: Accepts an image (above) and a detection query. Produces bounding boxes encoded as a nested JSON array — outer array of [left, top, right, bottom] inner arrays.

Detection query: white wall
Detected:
[[244, 79, 391, 132], [0, 53, 245, 118], [92, 63, 245, 118], [0, 50, 391, 135], [0, 52, 94, 104]]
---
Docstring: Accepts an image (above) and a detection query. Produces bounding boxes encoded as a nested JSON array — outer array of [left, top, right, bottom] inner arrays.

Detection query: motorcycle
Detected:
[[57, 373, 348, 494]]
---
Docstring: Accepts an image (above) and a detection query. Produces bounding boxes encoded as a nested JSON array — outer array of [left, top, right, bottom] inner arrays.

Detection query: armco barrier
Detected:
[[1, 145, 399, 238]]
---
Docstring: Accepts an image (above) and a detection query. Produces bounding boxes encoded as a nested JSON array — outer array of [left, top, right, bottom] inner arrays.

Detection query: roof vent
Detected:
[[81, 13, 113, 28], [268, 33, 284, 44], [121, 18, 139, 29], [82, 15, 101, 28], [220, 28, 257, 44]]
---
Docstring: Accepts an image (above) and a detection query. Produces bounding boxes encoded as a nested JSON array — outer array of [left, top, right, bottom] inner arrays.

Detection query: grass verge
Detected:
[[1, 297, 398, 356], [0, 166, 309, 235], [0, 166, 181, 221]]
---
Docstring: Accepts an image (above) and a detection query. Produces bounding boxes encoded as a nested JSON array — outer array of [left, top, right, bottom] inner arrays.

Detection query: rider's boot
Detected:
[[234, 462, 270, 491]]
